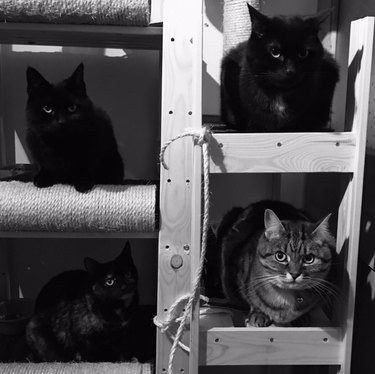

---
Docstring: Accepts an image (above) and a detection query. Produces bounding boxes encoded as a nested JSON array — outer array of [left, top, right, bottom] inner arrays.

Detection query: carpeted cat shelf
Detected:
[[0, 0, 151, 26], [223, 0, 261, 52], [0, 181, 157, 233], [1, 362, 153, 374]]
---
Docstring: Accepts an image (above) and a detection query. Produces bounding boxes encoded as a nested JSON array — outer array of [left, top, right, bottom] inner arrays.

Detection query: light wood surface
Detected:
[[335, 16, 375, 374], [200, 327, 342, 366], [156, 0, 203, 373], [209, 132, 356, 173]]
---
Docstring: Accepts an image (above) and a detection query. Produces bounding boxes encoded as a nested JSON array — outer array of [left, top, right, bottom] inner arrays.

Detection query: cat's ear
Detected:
[[264, 209, 285, 240], [67, 62, 86, 95], [84, 257, 101, 275], [304, 8, 332, 33], [26, 66, 50, 95], [247, 3, 269, 38], [310, 213, 332, 242], [117, 241, 134, 264]]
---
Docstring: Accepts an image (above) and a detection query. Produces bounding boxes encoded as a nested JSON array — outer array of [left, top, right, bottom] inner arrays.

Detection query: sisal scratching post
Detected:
[[223, 0, 261, 53], [0, 181, 157, 233], [0, 362, 153, 374], [0, 0, 151, 26]]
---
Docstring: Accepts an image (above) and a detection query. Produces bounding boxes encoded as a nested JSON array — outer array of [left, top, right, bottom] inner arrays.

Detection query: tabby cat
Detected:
[[26, 63, 124, 193], [216, 200, 335, 327], [26, 242, 138, 362], [220, 4, 339, 132]]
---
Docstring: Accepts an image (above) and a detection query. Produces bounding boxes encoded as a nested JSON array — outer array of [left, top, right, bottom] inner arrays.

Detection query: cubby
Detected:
[[156, 2, 373, 374], [0, 0, 373, 374]]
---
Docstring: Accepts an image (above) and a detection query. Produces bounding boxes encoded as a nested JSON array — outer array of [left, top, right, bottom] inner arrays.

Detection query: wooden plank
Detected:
[[200, 327, 342, 366], [156, 1, 203, 373], [336, 16, 375, 374], [0, 231, 158, 239], [150, 0, 165, 25], [188, 1, 203, 374], [209, 132, 356, 174], [0, 23, 162, 50]]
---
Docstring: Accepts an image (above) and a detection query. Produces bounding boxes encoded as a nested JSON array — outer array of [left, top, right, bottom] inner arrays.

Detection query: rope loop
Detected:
[[159, 126, 212, 170], [156, 126, 211, 374]]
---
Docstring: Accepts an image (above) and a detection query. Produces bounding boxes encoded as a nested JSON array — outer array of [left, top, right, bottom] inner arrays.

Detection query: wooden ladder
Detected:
[[156, 0, 374, 372]]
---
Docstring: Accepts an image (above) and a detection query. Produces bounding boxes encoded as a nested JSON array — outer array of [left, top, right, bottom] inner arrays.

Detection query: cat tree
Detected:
[[0, 1, 372, 374]]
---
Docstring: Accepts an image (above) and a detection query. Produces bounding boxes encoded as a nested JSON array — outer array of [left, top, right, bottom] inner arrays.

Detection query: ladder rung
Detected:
[[210, 132, 356, 174], [200, 327, 342, 366]]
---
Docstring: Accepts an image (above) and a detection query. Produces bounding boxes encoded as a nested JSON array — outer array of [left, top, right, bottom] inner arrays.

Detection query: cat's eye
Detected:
[[275, 251, 287, 262], [270, 47, 281, 59], [68, 104, 77, 113], [303, 254, 315, 264], [43, 105, 53, 114], [298, 48, 309, 59], [105, 278, 116, 287]]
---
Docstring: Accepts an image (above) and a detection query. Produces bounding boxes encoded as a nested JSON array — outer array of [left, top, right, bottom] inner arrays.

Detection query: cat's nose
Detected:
[[57, 116, 66, 125], [285, 61, 296, 76], [289, 272, 301, 280]]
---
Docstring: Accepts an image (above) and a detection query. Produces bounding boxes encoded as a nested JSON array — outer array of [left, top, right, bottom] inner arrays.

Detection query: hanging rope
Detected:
[[155, 126, 211, 374]]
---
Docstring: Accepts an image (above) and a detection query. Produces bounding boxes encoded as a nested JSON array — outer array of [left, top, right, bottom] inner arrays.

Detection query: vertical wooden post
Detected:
[[335, 16, 375, 374], [157, 1, 203, 373]]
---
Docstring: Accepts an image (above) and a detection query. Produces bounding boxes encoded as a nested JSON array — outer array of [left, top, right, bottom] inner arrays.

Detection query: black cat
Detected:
[[26, 242, 138, 362], [220, 4, 339, 132], [26, 63, 124, 192]]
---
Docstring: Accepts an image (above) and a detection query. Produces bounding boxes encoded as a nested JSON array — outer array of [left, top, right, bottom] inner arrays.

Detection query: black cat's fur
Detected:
[[220, 4, 339, 132], [26, 63, 124, 192], [26, 242, 138, 362]]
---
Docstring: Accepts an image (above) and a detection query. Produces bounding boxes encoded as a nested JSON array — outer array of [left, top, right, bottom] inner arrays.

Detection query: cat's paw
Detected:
[[33, 173, 54, 188], [246, 312, 272, 327], [74, 179, 94, 193]]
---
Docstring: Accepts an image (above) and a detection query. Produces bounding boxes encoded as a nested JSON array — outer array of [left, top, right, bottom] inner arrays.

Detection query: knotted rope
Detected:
[[156, 127, 211, 374]]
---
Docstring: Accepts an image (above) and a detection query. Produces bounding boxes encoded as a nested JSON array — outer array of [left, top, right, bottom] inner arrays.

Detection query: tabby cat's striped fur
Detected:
[[217, 200, 336, 327]]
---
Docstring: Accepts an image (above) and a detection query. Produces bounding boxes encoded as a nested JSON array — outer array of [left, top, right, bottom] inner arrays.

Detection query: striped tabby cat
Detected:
[[216, 200, 336, 327]]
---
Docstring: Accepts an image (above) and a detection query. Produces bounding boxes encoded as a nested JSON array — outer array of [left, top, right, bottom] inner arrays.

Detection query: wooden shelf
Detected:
[[0, 231, 159, 239], [0, 22, 163, 49], [209, 132, 356, 174], [200, 327, 342, 366]]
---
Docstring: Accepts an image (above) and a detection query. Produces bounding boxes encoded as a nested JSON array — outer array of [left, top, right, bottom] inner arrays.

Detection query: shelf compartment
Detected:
[[0, 23, 162, 49], [200, 326, 343, 366], [0, 181, 157, 235], [209, 132, 356, 174]]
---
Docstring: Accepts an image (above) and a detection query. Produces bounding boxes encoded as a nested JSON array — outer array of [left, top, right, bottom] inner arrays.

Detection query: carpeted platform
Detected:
[[0, 181, 157, 233], [0, 362, 153, 373], [0, 0, 151, 26]]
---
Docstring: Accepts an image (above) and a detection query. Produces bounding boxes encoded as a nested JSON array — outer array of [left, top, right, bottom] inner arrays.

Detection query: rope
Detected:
[[157, 127, 211, 374], [0, 0, 151, 26], [0, 182, 156, 232]]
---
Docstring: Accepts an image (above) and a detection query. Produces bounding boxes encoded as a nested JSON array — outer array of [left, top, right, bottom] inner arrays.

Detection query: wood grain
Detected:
[[200, 327, 343, 366], [209, 132, 356, 173], [156, 0, 203, 373], [336, 16, 375, 374]]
